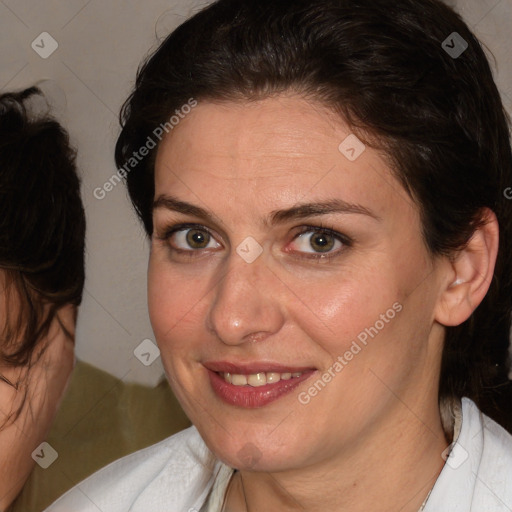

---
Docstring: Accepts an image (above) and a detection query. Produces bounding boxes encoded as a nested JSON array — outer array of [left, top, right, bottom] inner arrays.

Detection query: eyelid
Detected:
[[158, 222, 216, 241], [292, 225, 352, 245]]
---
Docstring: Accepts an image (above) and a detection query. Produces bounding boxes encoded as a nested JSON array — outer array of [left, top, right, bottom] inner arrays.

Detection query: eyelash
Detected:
[[156, 222, 353, 261]]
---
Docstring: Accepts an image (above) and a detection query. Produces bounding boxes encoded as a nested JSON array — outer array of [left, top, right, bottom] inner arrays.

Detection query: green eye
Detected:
[[290, 227, 349, 260], [158, 222, 352, 262], [168, 226, 219, 251], [300, 231, 338, 253], [184, 229, 211, 249]]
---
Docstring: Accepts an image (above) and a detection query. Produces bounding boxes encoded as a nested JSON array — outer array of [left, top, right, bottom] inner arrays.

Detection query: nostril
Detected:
[[242, 332, 268, 344]]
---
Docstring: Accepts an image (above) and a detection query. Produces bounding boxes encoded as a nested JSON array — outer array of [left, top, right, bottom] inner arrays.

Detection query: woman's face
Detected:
[[149, 95, 447, 472], [0, 273, 75, 508]]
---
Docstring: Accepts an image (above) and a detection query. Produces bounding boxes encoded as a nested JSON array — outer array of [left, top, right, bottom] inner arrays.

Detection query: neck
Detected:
[[224, 397, 449, 512]]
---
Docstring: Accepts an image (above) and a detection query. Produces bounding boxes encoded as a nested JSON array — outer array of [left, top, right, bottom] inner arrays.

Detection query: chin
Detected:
[[196, 420, 306, 472]]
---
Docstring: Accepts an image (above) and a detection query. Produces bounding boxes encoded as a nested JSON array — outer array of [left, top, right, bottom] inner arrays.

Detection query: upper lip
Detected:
[[203, 361, 317, 374]]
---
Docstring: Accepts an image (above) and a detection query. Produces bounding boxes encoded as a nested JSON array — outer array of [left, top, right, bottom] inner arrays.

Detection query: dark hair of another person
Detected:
[[115, 0, 512, 431], [0, 87, 86, 421]]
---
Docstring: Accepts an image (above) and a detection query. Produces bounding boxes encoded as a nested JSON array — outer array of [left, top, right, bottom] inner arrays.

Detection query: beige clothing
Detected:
[[9, 360, 190, 512]]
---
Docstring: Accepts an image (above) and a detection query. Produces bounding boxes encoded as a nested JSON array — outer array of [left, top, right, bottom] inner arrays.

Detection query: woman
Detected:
[[45, 0, 512, 510], [0, 86, 86, 510]]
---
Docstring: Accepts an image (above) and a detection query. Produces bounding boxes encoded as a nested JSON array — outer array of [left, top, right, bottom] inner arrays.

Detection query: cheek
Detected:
[[308, 235, 431, 366], [148, 262, 213, 418], [148, 251, 404, 353], [148, 259, 206, 363], [286, 266, 403, 360]]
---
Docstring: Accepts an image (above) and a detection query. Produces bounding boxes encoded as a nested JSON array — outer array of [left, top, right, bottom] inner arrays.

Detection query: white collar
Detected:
[[202, 398, 509, 512]]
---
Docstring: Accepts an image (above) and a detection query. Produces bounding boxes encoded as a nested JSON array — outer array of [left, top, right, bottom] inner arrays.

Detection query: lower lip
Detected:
[[207, 369, 315, 408]]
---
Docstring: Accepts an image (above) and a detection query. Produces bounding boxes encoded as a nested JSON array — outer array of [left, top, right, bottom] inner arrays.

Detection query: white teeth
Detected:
[[247, 373, 266, 387], [231, 374, 248, 386], [266, 372, 281, 383], [222, 371, 304, 386]]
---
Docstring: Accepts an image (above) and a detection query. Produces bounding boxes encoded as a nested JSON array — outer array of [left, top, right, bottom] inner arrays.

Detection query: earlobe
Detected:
[[435, 208, 499, 327]]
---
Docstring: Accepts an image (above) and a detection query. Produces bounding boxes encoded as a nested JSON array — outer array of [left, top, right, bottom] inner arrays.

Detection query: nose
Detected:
[[205, 249, 285, 346]]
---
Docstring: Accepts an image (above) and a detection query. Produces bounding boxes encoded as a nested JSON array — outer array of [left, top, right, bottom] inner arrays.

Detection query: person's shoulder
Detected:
[[463, 397, 512, 510], [425, 397, 512, 512], [463, 396, 512, 461], [43, 426, 217, 512]]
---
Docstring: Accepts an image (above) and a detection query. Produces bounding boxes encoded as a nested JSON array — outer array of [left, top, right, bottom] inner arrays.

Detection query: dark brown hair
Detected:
[[0, 86, 86, 423], [115, 0, 512, 430]]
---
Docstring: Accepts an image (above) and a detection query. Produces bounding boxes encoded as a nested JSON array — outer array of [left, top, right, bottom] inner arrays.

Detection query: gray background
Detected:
[[0, 0, 510, 386]]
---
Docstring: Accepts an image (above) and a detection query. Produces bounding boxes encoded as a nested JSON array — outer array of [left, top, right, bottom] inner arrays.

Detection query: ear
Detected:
[[55, 303, 78, 338], [434, 208, 499, 327]]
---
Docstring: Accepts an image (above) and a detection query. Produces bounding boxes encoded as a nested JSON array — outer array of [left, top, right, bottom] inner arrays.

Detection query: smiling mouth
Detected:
[[206, 365, 317, 408], [218, 371, 306, 386]]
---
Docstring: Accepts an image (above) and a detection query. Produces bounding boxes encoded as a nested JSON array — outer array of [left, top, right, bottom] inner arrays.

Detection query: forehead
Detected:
[[155, 96, 349, 174], [153, 95, 414, 224]]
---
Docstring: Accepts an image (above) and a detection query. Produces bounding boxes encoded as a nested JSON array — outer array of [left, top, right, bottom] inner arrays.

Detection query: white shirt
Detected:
[[44, 397, 512, 512]]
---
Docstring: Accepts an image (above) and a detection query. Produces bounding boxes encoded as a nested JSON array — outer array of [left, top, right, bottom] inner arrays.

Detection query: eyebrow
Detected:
[[153, 194, 380, 228]]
